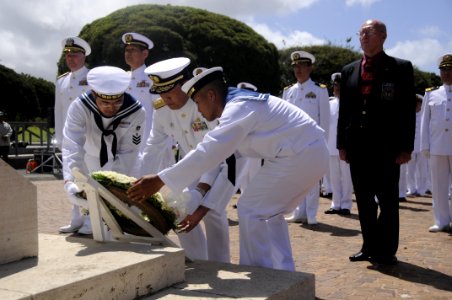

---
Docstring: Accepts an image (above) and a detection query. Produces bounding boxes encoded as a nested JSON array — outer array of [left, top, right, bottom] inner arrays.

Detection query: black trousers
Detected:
[[349, 151, 400, 258], [0, 146, 9, 162]]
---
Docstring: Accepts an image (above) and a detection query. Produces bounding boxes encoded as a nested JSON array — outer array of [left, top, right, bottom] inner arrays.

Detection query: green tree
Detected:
[[59, 4, 281, 94], [0, 64, 54, 121]]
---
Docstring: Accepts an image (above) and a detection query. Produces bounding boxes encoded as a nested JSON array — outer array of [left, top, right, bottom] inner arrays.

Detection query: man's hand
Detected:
[[395, 151, 412, 165], [339, 149, 349, 163], [127, 174, 164, 203], [178, 205, 210, 233]]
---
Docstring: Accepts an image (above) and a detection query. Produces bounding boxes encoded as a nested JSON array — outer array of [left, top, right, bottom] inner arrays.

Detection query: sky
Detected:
[[0, 0, 450, 82]]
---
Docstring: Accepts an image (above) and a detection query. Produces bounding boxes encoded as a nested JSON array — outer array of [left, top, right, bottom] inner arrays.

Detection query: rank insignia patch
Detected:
[[191, 118, 209, 132], [132, 133, 141, 145], [136, 80, 150, 88], [306, 91, 317, 99]]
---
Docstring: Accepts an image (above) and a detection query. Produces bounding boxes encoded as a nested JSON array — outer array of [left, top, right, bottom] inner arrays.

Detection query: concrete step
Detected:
[[146, 260, 315, 299], [0, 234, 185, 300]]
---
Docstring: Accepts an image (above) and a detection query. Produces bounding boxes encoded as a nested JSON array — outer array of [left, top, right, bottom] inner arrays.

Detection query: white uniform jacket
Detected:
[[127, 65, 159, 144], [420, 85, 452, 155], [282, 78, 330, 138], [327, 97, 340, 156], [139, 98, 228, 211], [159, 88, 325, 207], [62, 91, 145, 181], [54, 66, 90, 148]]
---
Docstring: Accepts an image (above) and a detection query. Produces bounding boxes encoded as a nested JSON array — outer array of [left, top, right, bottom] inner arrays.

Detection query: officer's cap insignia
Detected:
[[66, 38, 74, 47], [125, 34, 133, 42]]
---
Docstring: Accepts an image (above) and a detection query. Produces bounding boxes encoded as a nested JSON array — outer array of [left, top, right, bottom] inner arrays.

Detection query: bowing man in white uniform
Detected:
[[55, 36, 91, 234], [138, 57, 232, 262], [128, 67, 329, 271], [282, 50, 330, 225], [62, 66, 145, 235], [420, 54, 452, 232], [324, 73, 353, 215]]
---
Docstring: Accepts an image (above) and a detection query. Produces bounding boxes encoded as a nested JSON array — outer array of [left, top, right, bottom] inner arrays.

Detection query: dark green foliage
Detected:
[[0, 64, 54, 121], [59, 4, 281, 94]]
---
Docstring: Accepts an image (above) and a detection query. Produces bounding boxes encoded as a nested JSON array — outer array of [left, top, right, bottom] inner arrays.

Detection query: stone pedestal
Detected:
[[0, 160, 38, 265]]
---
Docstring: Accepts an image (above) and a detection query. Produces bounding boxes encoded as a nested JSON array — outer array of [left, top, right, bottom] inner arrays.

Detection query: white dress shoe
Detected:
[[59, 223, 82, 233], [285, 216, 307, 223], [78, 218, 92, 235], [428, 225, 448, 232]]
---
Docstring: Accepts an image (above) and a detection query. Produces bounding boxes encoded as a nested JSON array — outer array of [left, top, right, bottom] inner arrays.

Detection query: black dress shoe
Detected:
[[349, 252, 370, 262], [324, 208, 339, 214], [339, 209, 351, 215], [399, 197, 407, 202]]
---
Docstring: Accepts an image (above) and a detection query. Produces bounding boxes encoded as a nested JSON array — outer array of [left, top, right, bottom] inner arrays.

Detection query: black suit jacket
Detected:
[[337, 52, 416, 159]]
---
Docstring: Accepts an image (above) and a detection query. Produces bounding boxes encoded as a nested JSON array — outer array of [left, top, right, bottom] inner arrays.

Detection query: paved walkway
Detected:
[[31, 176, 451, 299]]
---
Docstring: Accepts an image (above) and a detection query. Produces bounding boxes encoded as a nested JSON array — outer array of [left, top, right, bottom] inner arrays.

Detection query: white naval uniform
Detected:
[[127, 65, 174, 169], [327, 97, 353, 210], [139, 99, 231, 263], [282, 78, 330, 223], [407, 110, 429, 195], [420, 84, 452, 228], [63, 92, 145, 184], [54, 66, 90, 226], [159, 88, 328, 270], [55, 66, 90, 149]]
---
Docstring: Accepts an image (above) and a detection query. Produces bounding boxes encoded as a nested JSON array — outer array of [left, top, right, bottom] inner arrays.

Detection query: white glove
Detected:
[[421, 150, 430, 159], [64, 181, 81, 195], [64, 181, 88, 208], [184, 189, 204, 215]]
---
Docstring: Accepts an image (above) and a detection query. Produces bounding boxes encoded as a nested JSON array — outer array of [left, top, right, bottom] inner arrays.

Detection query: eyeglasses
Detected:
[[357, 29, 380, 38]]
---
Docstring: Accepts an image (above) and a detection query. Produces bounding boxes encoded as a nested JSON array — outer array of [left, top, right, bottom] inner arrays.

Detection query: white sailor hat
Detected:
[[182, 66, 224, 99], [145, 57, 191, 94], [438, 53, 452, 69], [192, 67, 207, 76], [291, 50, 315, 65], [122, 32, 154, 49], [331, 72, 341, 82], [237, 82, 257, 91], [61, 36, 91, 56], [87, 66, 131, 100]]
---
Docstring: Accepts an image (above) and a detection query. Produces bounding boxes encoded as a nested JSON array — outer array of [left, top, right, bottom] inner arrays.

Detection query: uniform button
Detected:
[[70, 86, 73, 89], [446, 118, 450, 121], [446, 128, 449, 132], [69, 97, 72, 100], [184, 130, 188, 134], [181, 113, 186, 118], [447, 108, 450, 112], [189, 145, 193, 149]]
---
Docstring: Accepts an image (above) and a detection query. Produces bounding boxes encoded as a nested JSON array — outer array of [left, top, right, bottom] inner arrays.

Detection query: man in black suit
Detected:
[[337, 19, 416, 265]]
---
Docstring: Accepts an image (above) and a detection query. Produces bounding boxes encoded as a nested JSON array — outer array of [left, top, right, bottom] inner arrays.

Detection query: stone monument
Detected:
[[0, 159, 38, 264]]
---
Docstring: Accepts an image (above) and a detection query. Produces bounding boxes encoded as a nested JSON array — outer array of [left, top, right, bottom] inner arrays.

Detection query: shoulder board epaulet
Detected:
[[153, 98, 166, 110], [315, 82, 327, 88], [57, 72, 69, 79], [425, 86, 439, 92], [283, 83, 295, 90]]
